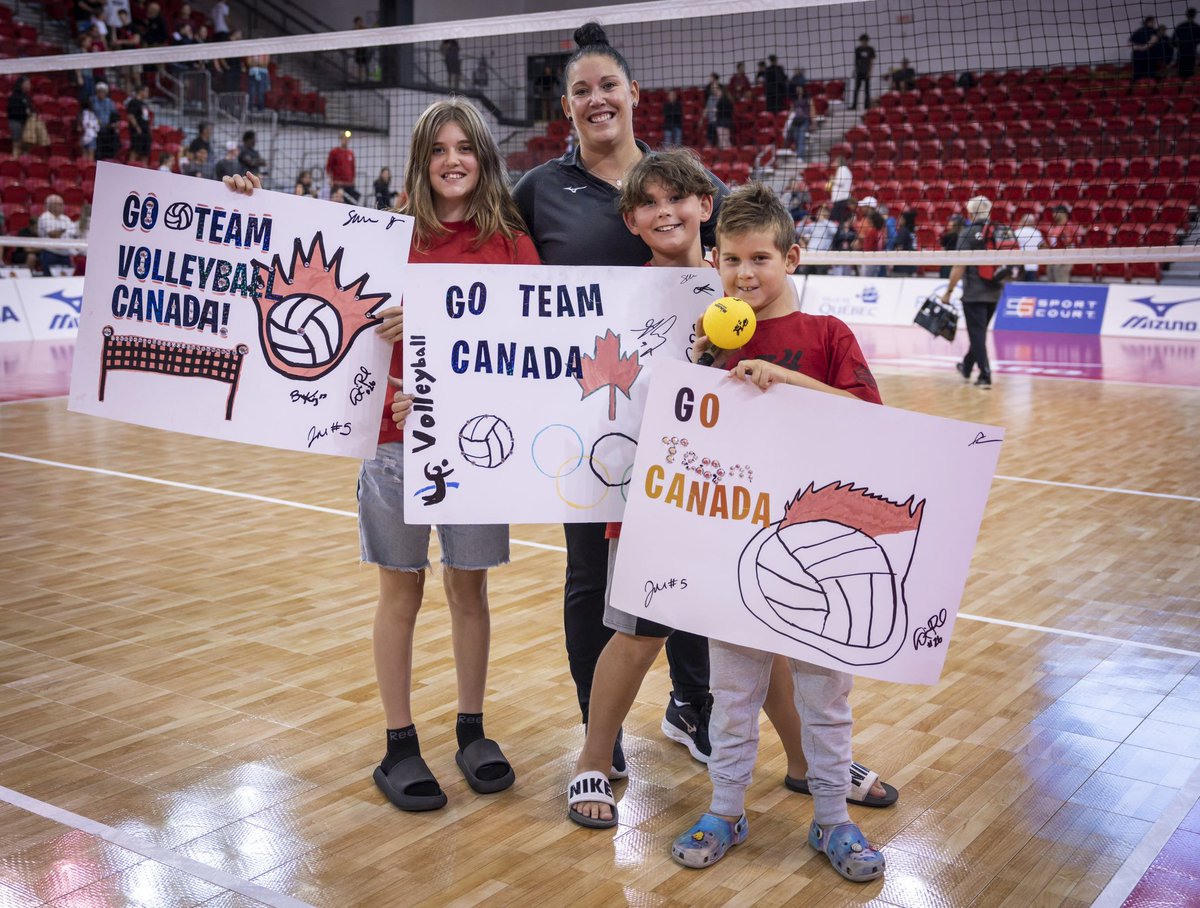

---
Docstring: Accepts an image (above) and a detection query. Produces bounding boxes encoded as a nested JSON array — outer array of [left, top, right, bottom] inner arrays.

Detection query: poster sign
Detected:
[[402, 264, 718, 523], [609, 360, 1003, 685], [68, 163, 413, 458]]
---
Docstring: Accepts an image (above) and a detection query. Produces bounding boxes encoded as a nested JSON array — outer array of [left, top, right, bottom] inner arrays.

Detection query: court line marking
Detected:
[[0, 784, 317, 908], [1092, 756, 1200, 908], [3, 450, 1199, 661]]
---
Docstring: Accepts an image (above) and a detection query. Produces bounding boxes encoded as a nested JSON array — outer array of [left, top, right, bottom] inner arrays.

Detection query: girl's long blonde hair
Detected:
[[401, 98, 527, 252]]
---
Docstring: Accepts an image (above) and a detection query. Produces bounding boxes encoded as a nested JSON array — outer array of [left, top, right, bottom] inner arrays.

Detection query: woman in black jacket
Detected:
[[7, 77, 32, 158]]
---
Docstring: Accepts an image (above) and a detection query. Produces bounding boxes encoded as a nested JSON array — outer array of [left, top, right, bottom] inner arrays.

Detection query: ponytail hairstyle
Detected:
[[400, 97, 527, 252], [564, 21, 634, 86]]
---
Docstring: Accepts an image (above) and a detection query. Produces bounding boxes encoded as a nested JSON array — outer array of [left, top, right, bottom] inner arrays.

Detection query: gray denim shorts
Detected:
[[358, 442, 509, 571]]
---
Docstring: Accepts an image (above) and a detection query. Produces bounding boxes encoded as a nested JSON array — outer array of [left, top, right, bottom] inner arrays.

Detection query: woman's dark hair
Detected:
[[901, 209, 918, 229], [565, 21, 633, 83]]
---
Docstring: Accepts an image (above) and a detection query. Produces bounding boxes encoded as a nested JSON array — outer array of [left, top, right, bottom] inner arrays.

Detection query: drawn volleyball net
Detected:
[[0, 0, 1196, 281]]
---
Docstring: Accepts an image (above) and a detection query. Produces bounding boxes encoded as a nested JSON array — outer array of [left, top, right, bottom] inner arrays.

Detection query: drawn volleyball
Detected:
[[738, 481, 924, 666], [266, 294, 344, 367], [458, 414, 515, 468]]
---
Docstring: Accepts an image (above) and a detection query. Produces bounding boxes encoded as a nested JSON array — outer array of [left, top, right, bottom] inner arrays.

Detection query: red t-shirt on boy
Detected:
[[377, 221, 541, 445]]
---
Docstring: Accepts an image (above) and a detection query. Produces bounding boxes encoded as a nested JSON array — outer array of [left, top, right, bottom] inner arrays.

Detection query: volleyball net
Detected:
[[0, 0, 1196, 280]]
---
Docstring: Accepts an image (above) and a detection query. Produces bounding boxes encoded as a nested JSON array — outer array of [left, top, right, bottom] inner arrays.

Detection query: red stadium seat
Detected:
[[1097, 159, 1126, 180], [1044, 159, 1070, 181], [1159, 200, 1190, 224], [1129, 200, 1160, 224], [1071, 203, 1097, 225], [1128, 262, 1162, 282], [1144, 226, 1176, 246]]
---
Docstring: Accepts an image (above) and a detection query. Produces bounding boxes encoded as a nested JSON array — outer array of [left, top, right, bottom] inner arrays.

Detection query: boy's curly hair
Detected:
[[618, 148, 715, 215], [715, 182, 796, 256]]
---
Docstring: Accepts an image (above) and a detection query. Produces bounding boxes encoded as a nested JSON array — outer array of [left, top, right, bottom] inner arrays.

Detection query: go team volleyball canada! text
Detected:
[[109, 191, 277, 337]]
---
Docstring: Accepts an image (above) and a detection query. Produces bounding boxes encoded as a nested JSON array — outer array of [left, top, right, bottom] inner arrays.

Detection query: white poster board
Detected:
[[68, 163, 413, 458], [609, 360, 1004, 685], [402, 264, 720, 523]]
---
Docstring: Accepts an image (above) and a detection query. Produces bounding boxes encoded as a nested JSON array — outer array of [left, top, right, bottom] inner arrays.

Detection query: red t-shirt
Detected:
[[725, 310, 881, 404], [378, 222, 541, 445], [326, 146, 356, 185]]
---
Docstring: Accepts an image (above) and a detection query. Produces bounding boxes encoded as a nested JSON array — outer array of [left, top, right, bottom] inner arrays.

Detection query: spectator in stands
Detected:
[[182, 145, 214, 178], [704, 82, 733, 149], [535, 65, 560, 121], [1175, 8, 1200, 78], [326, 130, 359, 203], [21, 108, 50, 152], [784, 177, 810, 221], [880, 203, 897, 249], [441, 39, 462, 91], [956, 71, 977, 89], [754, 60, 767, 87], [211, 0, 231, 41], [800, 203, 836, 274], [830, 208, 858, 275], [855, 199, 885, 276], [142, 2, 169, 47], [238, 130, 265, 176], [172, 21, 197, 49], [214, 140, 241, 180], [96, 111, 121, 160], [352, 16, 373, 83], [728, 62, 751, 102], [246, 51, 271, 111], [1129, 16, 1160, 81], [158, 151, 176, 172], [7, 78, 32, 159], [827, 153, 853, 222], [188, 122, 213, 158], [37, 195, 79, 275], [851, 34, 876, 110], [110, 9, 142, 52], [1151, 23, 1175, 77], [1045, 206, 1075, 284], [330, 187, 347, 204], [939, 212, 964, 278], [661, 89, 683, 147], [888, 58, 916, 92], [73, 0, 104, 34], [125, 83, 152, 165], [473, 54, 490, 89], [374, 167, 396, 209], [90, 82, 115, 135], [889, 209, 918, 275], [784, 85, 815, 160], [943, 196, 1001, 388], [788, 66, 807, 100], [220, 32, 245, 92], [763, 54, 789, 112], [80, 22, 108, 53], [1014, 213, 1044, 281], [295, 169, 317, 197], [80, 105, 99, 161]]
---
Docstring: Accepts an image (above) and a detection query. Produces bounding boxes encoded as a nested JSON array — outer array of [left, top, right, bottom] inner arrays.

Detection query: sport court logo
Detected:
[[1008, 296, 1036, 318], [1002, 295, 1102, 322], [1121, 295, 1200, 334]]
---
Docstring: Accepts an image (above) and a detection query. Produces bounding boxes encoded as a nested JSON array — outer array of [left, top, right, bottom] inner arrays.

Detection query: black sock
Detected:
[[456, 712, 485, 751], [381, 724, 421, 773]]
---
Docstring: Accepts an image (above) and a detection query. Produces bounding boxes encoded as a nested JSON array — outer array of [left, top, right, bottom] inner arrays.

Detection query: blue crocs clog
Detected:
[[808, 821, 885, 882], [671, 813, 748, 869]]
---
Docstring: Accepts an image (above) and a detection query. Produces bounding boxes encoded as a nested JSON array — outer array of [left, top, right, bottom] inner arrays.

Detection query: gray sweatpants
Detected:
[[708, 639, 853, 826]]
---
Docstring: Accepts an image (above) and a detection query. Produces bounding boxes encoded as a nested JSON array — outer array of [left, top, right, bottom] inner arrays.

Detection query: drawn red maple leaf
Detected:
[[577, 329, 642, 421]]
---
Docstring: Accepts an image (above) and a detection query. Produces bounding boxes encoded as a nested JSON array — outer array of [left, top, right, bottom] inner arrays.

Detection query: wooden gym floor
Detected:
[[1, 326, 1198, 907]]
